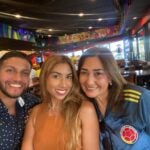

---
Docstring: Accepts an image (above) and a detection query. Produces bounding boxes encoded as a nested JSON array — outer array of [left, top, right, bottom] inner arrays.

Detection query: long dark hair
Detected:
[[78, 47, 127, 109]]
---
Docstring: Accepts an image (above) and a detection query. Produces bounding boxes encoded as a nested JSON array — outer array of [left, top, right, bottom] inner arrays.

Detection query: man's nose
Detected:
[[13, 72, 22, 81]]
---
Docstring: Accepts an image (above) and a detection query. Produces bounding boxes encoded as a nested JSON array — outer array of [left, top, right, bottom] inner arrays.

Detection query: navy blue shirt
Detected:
[[0, 93, 39, 150]]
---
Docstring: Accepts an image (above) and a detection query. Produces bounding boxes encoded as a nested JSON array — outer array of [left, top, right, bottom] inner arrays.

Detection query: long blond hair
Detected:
[[40, 54, 83, 149]]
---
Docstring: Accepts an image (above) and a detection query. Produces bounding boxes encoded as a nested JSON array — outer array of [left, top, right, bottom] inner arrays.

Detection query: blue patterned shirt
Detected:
[[0, 93, 39, 150]]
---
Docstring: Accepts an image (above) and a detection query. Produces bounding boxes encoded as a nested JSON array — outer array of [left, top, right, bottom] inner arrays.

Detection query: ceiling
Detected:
[[0, 0, 149, 52], [0, 0, 149, 38]]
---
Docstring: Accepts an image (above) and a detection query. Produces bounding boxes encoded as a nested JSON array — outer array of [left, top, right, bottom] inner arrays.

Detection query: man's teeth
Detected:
[[10, 84, 21, 88]]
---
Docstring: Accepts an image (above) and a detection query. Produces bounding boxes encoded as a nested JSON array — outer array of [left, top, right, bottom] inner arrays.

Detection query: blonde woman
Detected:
[[21, 55, 100, 150]]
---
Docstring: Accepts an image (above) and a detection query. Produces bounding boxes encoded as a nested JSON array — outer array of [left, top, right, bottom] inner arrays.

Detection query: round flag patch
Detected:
[[120, 125, 138, 144]]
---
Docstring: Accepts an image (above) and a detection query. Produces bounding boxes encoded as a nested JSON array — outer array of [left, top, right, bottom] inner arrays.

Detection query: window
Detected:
[[137, 29, 145, 61], [110, 40, 124, 60]]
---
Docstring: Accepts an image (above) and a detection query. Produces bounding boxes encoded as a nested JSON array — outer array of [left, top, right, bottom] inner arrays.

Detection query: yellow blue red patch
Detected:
[[120, 125, 138, 144]]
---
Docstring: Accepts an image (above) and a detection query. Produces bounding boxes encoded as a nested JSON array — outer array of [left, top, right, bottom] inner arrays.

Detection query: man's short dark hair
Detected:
[[0, 51, 32, 67]]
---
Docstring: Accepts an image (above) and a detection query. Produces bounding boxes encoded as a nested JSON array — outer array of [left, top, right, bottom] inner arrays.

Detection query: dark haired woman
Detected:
[[78, 47, 150, 150]]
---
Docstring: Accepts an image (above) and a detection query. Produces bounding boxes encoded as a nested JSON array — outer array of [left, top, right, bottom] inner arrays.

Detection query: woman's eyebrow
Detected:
[[67, 73, 73, 75], [80, 68, 87, 70], [50, 71, 60, 74], [80, 68, 104, 71], [50, 72, 72, 75], [93, 69, 104, 71]]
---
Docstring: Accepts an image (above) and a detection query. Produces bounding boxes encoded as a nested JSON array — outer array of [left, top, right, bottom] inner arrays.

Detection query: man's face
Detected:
[[0, 57, 31, 99]]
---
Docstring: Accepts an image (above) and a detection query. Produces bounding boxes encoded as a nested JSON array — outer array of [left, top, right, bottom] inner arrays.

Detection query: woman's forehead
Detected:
[[82, 57, 103, 68]]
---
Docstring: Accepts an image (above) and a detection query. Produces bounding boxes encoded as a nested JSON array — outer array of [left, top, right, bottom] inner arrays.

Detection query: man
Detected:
[[0, 51, 39, 150]]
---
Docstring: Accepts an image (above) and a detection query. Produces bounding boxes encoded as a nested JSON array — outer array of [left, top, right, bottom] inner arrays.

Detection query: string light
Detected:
[[15, 14, 21, 18]]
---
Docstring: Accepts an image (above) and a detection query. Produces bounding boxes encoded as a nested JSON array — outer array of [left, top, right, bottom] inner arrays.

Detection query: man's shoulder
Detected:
[[21, 93, 40, 109]]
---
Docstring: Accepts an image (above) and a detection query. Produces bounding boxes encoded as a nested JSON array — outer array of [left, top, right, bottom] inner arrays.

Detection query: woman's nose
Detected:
[[60, 78, 67, 87], [86, 73, 95, 85]]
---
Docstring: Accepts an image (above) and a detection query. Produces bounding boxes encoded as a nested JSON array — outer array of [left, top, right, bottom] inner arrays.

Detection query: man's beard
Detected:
[[0, 82, 26, 99]]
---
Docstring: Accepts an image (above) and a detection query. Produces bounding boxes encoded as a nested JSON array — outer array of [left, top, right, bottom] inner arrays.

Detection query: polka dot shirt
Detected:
[[0, 93, 39, 150]]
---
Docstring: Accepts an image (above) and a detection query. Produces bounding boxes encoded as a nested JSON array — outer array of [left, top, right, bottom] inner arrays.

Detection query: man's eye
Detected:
[[6, 69, 13, 73], [22, 72, 30, 76]]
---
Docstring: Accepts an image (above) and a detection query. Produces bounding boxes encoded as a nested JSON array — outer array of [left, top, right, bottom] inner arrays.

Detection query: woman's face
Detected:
[[79, 56, 111, 100], [46, 63, 73, 102]]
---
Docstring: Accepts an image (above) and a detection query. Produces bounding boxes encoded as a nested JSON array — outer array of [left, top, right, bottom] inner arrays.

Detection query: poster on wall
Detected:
[[58, 25, 120, 44], [0, 23, 36, 43]]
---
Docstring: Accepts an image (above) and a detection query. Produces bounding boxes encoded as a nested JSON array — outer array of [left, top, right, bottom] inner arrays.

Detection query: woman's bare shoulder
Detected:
[[29, 103, 45, 117], [79, 100, 96, 116], [30, 103, 42, 111]]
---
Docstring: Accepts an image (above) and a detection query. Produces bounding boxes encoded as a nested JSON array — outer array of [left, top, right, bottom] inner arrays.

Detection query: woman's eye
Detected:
[[67, 75, 72, 80], [6, 69, 13, 73], [80, 71, 88, 75], [94, 71, 105, 77], [52, 74, 59, 78], [49, 73, 59, 78], [95, 72, 102, 75]]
